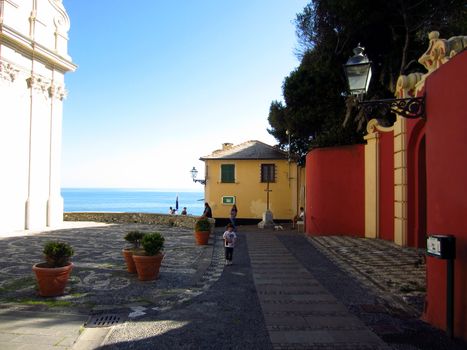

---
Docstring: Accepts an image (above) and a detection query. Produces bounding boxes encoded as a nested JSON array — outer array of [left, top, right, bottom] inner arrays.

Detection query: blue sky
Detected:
[[61, 0, 309, 190]]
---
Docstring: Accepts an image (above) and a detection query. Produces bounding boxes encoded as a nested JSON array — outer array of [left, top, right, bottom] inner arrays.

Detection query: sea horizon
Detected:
[[61, 187, 204, 192], [61, 188, 205, 216]]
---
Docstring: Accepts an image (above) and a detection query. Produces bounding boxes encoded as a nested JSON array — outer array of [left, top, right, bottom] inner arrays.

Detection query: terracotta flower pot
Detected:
[[132, 253, 164, 281], [122, 249, 137, 273], [194, 231, 210, 245], [32, 262, 73, 297]]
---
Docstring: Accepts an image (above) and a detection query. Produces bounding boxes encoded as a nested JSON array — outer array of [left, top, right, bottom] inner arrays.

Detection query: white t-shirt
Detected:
[[223, 230, 237, 248]]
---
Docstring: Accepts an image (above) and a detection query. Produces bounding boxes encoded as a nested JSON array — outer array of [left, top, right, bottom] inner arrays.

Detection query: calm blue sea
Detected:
[[61, 188, 205, 216]]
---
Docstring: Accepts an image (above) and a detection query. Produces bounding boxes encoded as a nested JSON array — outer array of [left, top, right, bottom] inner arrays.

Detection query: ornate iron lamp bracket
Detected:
[[193, 179, 206, 185], [359, 96, 425, 120]]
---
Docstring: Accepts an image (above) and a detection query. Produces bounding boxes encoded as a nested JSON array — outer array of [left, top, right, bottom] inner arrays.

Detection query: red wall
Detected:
[[305, 145, 365, 236], [423, 51, 467, 340], [379, 131, 395, 241], [407, 120, 427, 248]]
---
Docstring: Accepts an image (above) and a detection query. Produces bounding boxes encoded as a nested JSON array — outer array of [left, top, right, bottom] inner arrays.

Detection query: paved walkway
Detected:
[[248, 231, 389, 349], [1, 223, 466, 349]]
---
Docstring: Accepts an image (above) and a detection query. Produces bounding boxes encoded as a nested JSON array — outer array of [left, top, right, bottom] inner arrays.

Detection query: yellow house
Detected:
[[200, 141, 304, 221]]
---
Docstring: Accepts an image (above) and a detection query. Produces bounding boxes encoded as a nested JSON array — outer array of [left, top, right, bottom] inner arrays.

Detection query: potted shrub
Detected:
[[194, 217, 211, 245], [132, 232, 165, 281], [32, 241, 74, 297], [122, 231, 145, 273]]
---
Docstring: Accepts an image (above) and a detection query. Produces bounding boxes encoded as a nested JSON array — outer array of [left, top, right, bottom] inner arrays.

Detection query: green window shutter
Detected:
[[221, 164, 235, 183]]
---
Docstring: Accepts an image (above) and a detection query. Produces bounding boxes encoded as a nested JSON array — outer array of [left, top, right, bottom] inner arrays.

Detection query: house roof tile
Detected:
[[200, 140, 288, 160]]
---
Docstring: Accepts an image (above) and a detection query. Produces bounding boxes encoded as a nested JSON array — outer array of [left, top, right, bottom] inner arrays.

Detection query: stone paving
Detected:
[[1, 223, 467, 350], [307, 235, 426, 315], [0, 222, 223, 317], [248, 231, 390, 350]]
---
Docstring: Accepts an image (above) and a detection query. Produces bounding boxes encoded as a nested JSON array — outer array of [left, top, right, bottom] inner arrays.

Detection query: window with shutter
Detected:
[[221, 164, 235, 183], [261, 164, 275, 183]]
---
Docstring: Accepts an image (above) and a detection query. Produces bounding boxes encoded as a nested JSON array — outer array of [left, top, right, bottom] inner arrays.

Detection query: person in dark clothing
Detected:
[[203, 202, 212, 218], [230, 204, 238, 230]]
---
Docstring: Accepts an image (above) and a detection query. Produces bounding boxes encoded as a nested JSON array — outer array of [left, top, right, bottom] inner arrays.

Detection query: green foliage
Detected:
[[0, 277, 36, 292], [124, 231, 145, 249], [43, 241, 74, 267], [141, 232, 165, 256], [269, 0, 467, 161], [12, 299, 73, 307], [195, 218, 210, 232]]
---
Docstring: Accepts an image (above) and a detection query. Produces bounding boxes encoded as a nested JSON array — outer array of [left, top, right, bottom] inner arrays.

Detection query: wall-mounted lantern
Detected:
[[343, 44, 425, 120], [190, 166, 206, 185]]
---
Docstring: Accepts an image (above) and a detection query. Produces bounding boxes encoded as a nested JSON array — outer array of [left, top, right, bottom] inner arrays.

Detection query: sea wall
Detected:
[[64, 212, 215, 231]]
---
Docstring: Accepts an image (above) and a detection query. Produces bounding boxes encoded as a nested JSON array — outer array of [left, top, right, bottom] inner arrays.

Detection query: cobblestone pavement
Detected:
[[277, 231, 467, 350], [1, 223, 467, 350], [307, 235, 426, 316], [0, 222, 223, 318]]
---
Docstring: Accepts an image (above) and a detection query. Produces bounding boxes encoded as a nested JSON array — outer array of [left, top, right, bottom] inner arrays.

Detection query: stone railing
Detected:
[[63, 212, 215, 231]]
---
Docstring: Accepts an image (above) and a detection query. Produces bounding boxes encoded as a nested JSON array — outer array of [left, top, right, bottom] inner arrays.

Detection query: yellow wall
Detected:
[[204, 159, 300, 220]]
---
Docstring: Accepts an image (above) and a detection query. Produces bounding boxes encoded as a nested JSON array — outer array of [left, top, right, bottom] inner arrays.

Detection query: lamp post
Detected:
[[190, 166, 206, 185], [343, 44, 425, 120]]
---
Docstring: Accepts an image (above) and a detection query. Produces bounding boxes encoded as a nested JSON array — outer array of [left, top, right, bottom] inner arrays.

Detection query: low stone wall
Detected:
[[63, 212, 215, 231]]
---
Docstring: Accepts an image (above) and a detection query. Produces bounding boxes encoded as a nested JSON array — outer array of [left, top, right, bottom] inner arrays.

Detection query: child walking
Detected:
[[223, 223, 237, 266]]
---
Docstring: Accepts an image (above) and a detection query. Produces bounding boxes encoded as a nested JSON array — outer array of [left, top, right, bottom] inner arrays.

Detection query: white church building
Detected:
[[0, 0, 75, 233]]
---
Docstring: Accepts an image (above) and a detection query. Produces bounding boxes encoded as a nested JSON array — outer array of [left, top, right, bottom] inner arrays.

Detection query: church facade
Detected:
[[0, 0, 76, 233]]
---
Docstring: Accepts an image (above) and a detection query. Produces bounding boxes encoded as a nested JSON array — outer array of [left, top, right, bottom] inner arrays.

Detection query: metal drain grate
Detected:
[[85, 313, 127, 328]]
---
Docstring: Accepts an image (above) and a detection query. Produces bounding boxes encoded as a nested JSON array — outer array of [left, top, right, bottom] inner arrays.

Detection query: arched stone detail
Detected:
[[366, 118, 394, 135]]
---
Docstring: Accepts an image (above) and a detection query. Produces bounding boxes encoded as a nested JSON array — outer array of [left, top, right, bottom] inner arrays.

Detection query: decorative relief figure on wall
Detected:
[[0, 62, 20, 84], [397, 31, 467, 98], [48, 83, 67, 100], [27, 74, 53, 99]]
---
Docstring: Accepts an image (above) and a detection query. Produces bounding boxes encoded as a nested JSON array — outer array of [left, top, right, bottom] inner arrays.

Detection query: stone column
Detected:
[[47, 82, 66, 227], [393, 117, 408, 246], [25, 75, 51, 230]]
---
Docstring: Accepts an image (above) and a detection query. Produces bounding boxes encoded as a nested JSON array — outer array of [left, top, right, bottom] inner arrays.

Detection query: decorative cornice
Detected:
[[396, 31, 467, 98], [0, 25, 76, 72], [0, 61, 20, 82]]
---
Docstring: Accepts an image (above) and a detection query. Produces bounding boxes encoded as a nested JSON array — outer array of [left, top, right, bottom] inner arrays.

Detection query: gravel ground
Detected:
[[99, 230, 272, 350], [277, 234, 467, 350]]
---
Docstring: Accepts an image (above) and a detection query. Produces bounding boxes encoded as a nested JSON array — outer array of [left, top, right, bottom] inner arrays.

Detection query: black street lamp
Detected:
[[343, 44, 372, 97], [190, 166, 206, 185], [343, 44, 425, 120]]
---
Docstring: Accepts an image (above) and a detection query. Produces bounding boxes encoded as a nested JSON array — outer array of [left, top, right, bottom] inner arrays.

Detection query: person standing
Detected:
[[203, 202, 212, 218], [223, 223, 237, 266], [230, 204, 238, 230], [181, 207, 187, 215]]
